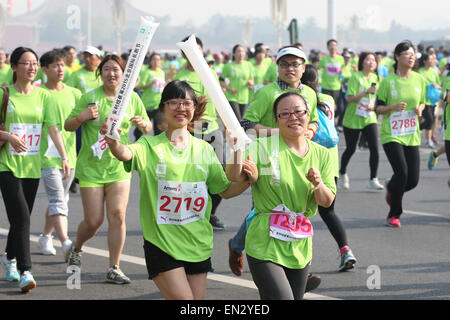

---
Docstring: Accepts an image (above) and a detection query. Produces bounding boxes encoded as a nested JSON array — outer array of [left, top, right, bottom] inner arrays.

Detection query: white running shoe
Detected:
[[367, 178, 384, 190], [338, 174, 350, 190], [38, 234, 56, 256], [61, 239, 73, 263]]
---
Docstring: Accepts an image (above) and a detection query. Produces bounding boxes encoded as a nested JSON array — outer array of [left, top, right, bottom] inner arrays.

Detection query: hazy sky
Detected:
[[4, 0, 450, 31]]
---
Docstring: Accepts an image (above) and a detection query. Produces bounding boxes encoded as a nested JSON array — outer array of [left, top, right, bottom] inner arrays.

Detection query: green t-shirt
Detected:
[[417, 67, 441, 106], [0, 64, 13, 86], [244, 135, 336, 269], [140, 67, 165, 110], [343, 71, 379, 129], [341, 63, 354, 82], [318, 55, 345, 91], [250, 62, 269, 102], [263, 63, 278, 83], [124, 133, 231, 262], [377, 72, 426, 146], [444, 81, 450, 140], [67, 68, 103, 94], [0, 86, 58, 178], [243, 82, 318, 129], [221, 61, 254, 104], [318, 93, 339, 178], [40, 84, 81, 169], [174, 68, 220, 134], [68, 86, 149, 183]]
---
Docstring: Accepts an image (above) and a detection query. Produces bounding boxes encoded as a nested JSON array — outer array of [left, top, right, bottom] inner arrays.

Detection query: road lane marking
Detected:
[[0, 227, 338, 300]]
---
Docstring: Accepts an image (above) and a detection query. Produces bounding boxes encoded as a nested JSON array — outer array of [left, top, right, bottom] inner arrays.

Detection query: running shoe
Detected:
[[338, 249, 357, 272], [68, 247, 82, 269], [210, 214, 225, 230], [305, 273, 321, 293], [367, 178, 384, 190], [105, 265, 131, 284], [38, 234, 56, 256], [19, 271, 36, 293], [426, 140, 435, 149], [61, 239, 73, 263], [1, 254, 20, 282], [228, 239, 244, 276], [337, 173, 350, 190], [428, 151, 438, 170], [386, 216, 401, 228]]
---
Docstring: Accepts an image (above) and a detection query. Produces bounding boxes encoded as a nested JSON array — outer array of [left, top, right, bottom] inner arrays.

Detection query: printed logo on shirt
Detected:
[[35, 106, 42, 113]]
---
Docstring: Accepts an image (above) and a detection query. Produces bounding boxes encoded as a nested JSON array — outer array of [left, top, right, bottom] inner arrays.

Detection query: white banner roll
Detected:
[[176, 34, 251, 151], [105, 16, 160, 140]]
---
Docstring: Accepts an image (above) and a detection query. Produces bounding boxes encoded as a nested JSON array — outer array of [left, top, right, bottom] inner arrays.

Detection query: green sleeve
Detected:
[[243, 87, 270, 123]]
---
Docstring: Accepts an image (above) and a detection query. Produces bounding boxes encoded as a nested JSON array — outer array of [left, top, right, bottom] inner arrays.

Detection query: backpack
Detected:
[[312, 101, 339, 148]]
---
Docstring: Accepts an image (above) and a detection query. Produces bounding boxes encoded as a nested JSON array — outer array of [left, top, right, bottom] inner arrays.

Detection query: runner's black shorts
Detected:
[[143, 239, 213, 279]]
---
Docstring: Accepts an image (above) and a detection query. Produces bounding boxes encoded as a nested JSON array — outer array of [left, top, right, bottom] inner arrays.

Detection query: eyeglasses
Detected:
[[164, 99, 195, 110], [277, 110, 308, 119], [17, 61, 39, 68], [278, 61, 303, 69]]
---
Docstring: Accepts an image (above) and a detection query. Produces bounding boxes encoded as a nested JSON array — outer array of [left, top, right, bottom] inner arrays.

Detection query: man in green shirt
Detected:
[[38, 49, 82, 261], [318, 39, 345, 128], [241, 46, 318, 138]]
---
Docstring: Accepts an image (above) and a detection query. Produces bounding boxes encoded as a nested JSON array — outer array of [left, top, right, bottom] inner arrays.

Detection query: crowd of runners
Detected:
[[0, 34, 449, 299]]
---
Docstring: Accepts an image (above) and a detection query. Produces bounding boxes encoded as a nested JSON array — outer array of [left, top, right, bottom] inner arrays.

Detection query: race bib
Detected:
[[152, 78, 165, 93], [44, 130, 62, 158], [91, 133, 109, 160], [326, 63, 341, 76], [157, 180, 208, 225], [390, 110, 417, 137], [355, 97, 373, 118], [268, 204, 313, 242], [9, 123, 42, 156]]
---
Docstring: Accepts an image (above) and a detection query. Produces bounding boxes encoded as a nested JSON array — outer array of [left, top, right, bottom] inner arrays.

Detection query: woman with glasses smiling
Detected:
[[376, 40, 426, 228], [0, 47, 69, 293], [226, 91, 336, 300], [102, 80, 257, 300]]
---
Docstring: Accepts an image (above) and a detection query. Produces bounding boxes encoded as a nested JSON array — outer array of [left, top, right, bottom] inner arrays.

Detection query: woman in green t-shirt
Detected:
[[226, 91, 336, 300], [340, 52, 384, 190], [376, 41, 426, 228], [65, 55, 152, 284], [137, 52, 166, 137], [0, 47, 69, 293], [103, 80, 256, 300], [220, 44, 254, 121], [418, 53, 442, 148]]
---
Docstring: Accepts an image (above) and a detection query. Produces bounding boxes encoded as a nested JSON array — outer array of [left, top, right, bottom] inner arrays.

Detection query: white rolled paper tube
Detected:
[[105, 16, 160, 140], [176, 34, 251, 151]]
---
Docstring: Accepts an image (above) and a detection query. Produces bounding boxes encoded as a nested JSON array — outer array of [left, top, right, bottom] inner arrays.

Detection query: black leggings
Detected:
[[0, 172, 40, 273], [340, 124, 380, 179], [229, 101, 248, 122], [419, 105, 435, 130], [446, 140, 450, 167], [247, 255, 310, 300], [382, 142, 420, 218], [318, 178, 348, 249]]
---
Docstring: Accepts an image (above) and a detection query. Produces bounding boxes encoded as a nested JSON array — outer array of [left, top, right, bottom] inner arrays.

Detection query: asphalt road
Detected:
[[1, 126, 450, 302]]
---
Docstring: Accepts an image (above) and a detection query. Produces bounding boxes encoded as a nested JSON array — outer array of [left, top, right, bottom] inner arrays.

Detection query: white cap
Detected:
[[82, 46, 102, 57], [276, 47, 307, 63]]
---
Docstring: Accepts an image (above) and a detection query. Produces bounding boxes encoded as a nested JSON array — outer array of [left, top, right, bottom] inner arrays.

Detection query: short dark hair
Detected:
[[40, 49, 65, 68], [393, 40, 415, 72], [327, 39, 338, 47]]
